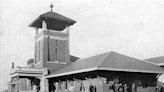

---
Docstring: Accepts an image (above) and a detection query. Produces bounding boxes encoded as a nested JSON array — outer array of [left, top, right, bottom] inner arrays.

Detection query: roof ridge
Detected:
[[141, 59, 161, 65], [111, 52, 163, 67], [40, 11, 76, 22], [74, 52, 108, 62], [97, 51, 162, 68], [145, 55, 164, 60], [96, 52, 112, 66]]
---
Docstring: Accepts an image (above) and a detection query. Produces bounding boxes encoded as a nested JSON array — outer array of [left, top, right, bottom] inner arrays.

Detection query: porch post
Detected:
[[40, 68, 48, 92], [40, 75, 45, 92], [16, 76, 19, 92]]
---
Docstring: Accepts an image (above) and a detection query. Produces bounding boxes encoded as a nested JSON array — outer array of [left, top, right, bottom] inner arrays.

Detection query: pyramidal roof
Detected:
[[46, 51, 164, 78], [29, 12, 76, 30], [40, 12, 76, 23]]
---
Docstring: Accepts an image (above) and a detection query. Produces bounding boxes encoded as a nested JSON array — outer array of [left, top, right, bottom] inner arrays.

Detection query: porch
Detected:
[[9, 67, 46, 92]]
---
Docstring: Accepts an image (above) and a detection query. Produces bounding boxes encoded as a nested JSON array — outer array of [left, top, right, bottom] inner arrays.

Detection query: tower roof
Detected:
[[29, 11, 76, 31]]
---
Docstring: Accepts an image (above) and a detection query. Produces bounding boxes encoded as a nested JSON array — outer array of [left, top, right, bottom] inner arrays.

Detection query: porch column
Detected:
[[55, 82, 59, 92], [40, 76, 49, 92], [16, 76, 19, 92], [40, 68, 48, 92]]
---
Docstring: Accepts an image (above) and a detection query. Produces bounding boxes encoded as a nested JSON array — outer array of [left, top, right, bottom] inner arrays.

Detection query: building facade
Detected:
[[8, 4, 164, 92]]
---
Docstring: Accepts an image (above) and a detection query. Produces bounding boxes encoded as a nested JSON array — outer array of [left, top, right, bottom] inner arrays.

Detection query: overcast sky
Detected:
[[1, 0, 164, 90]]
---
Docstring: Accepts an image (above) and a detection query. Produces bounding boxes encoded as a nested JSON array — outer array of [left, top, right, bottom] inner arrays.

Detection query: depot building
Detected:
[[8, 4, 164, 92]]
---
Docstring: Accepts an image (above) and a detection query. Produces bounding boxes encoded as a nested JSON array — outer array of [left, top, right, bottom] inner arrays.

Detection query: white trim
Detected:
[[10, 67, 44, 75], [26, 63, 35, 67], [46, 67, 98, 78], [10, 73, 42, 78], [156, 63, 164, 66], [143, 60, 159, 65], [26, 61, 41, 67], [47, 61, 67, 64], [10, 70, 42, 75], [8, 82, 19, 85], [48, 35, 67, 40], [35, 28, 69, 42], [35, 36, 44, 42], [42, 21, 47, 30], [48, 29, 68, 34], [97, 67, 164, 73], [35, 35, 67, 42], [47, 28, 69, 34], [33, 61, 41, 66]]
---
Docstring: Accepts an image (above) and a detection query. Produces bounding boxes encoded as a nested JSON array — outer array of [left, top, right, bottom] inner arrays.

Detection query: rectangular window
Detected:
[[47, 38, 56, 62], [47, 39, 67, 64], [57, 40, 65, 62]]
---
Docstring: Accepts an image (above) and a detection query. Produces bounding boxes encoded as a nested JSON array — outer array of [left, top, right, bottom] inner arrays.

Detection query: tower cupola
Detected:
[[29, 5, 76, 31], [29, 4, 76, 71]]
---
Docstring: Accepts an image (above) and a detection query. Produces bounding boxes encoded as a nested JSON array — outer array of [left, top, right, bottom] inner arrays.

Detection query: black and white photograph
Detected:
[[1, 0, 164, 92]]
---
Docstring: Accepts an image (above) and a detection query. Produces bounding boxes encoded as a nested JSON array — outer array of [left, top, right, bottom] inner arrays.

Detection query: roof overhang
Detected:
[[46, 67, 97, 78], [156, 63, 164, 66], [46, 66, 164, 79], [10, 73, 42, 78], [29, 12, 76, 31], [97, 67, 164, 74]]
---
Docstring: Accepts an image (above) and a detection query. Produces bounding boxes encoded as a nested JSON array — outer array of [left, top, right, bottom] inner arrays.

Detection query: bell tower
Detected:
[[29, 3, 76, 71]]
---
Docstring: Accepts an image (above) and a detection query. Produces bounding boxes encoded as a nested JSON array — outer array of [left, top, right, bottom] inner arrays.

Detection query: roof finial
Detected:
[[50, 2, 54, 12]]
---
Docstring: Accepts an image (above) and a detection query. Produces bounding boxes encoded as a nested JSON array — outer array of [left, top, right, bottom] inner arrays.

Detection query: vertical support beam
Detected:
[[55, 40, 58, 61], [45, 79, 49, 92], [42, 21, 47, 30], [9, 84, 11, 92], [41, 68, 48, 92], [40, 77, 49, 92], [40, 75, 45, 92], [16, 76, 19, 92], [65, 26, 70, 63], [55, 82, 59, 92], [35, 28, 38, 64], [10, 77, 13, 92], [35, 28, 38, 35], [33, 84, 36, 92], [47, 28, 50, 62]]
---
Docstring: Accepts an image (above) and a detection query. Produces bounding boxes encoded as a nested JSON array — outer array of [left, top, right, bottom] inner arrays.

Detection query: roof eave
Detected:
[[46, 67, 98, 79], [29, 16, 76, 28], [97, 67, 164, 74], [29, 16, 41, 28], [46, 66, 163, 79]]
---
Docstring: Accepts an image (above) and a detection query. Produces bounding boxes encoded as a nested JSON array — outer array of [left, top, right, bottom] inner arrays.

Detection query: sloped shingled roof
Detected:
[[29, 12, 76, 30], [145, 56, 164, 65], [70, 55, 80, 62], [46, 51, 164, 78]]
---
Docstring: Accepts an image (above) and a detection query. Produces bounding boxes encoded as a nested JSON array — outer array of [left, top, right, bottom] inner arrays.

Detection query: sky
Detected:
[[1, 0, 164, 90]]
